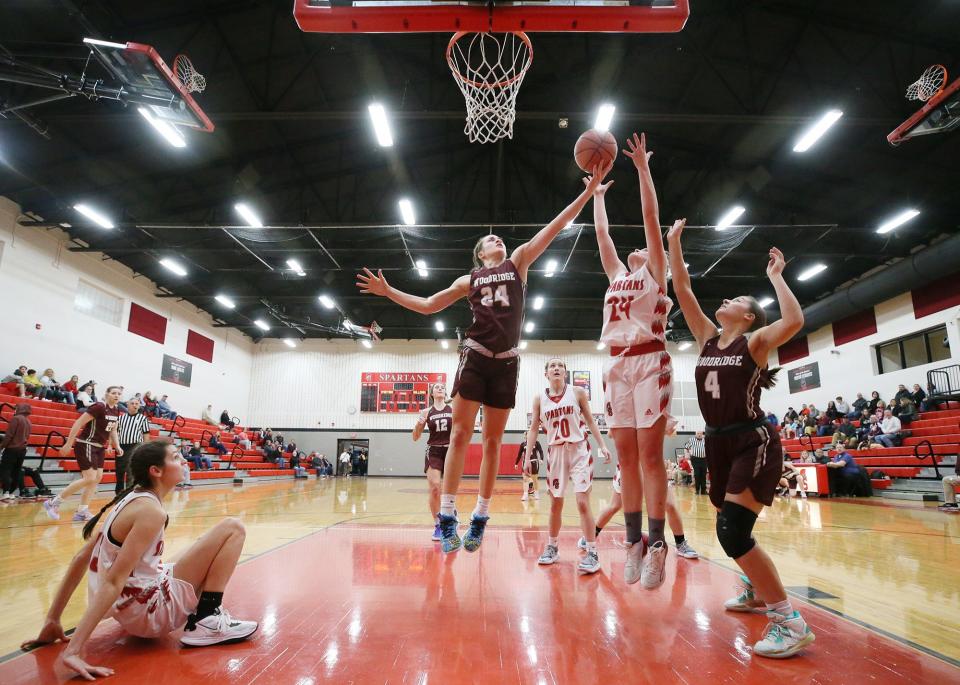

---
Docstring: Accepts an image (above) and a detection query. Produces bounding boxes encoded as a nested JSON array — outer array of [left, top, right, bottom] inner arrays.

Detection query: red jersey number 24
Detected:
[[607, 295, 633, 322]]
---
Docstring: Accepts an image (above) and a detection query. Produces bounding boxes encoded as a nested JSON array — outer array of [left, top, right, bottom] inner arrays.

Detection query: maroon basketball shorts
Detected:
[[451, 349, 520, 410], [705, 424, 782, 509], [424, 444, 448, 474], [75, 442, 106, 471]]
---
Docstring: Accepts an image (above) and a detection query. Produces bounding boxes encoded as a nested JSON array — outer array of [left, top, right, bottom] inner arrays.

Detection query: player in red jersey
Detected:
[[413, 382, 453, 541], [592, 133, 676, 589], [668, 220, 814, 659], [359, 164, 610, 553]]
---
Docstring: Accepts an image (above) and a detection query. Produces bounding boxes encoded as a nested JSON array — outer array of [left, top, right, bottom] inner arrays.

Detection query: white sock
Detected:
[[78, 504, 89, 513], [548, 536, 559, 547], [473, 496, 490, 518], [440, 494, 456, 517], [586, 541, 598, 553], [767, 599, 794, 618], [52, 495, 63, 504]]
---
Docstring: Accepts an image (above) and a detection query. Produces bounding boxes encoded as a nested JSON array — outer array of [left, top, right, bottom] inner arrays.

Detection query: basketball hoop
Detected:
[[906, 64, 947, 102], [446, 31, 533, 144], [173, 54, 207, 94]]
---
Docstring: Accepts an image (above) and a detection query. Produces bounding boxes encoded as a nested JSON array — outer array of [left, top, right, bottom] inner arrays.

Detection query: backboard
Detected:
[[887, 70, 960, 146], [294, 0, 691, 34]]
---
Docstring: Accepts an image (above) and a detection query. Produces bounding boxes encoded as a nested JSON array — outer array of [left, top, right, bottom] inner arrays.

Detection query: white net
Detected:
[[446, 31, 533, 144], [906, 64, 947, 102], [173, 54, 207, 94]]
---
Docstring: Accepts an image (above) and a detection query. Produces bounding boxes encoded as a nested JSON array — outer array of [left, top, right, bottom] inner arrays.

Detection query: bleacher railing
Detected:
[[0, 402, 15, 422], [227, 444, 241, 471], [912, 439, 942, 478], [927, 364, 960, 400], [39, 430, 68, 472], [167, 414, 186, 437]]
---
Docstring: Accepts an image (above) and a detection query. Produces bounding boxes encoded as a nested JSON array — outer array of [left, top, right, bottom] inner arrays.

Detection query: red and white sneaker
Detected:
[[180, 608, 258, 647]]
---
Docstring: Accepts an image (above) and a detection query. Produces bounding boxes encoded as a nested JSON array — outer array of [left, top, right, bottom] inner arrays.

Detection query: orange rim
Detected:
[[446, 31, 533, 90]]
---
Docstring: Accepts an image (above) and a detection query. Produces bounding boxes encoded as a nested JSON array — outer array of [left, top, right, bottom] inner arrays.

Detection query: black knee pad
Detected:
[[716, 501, 758, 560]]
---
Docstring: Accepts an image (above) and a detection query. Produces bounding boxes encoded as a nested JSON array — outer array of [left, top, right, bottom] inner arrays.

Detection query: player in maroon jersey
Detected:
[[667, 220, 814, 659], [413, 382, 453, 541], [358, 163, 610, 554]]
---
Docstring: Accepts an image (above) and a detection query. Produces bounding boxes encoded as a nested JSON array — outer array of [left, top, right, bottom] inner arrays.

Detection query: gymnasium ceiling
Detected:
[[1, 1, 959, 343]]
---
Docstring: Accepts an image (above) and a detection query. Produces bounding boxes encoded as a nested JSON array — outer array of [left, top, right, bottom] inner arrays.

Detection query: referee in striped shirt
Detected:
[[684, 431, 708, 496], [116, 397, 151, 494]]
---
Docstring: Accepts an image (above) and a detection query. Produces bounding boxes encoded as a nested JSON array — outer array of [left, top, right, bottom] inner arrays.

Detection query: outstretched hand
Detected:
[[356, 268, 390, 297], [583, 177, 614, 196], [583, 162, 613, 195], [666, 218, 686, 244], [622, 132, 653, 170], [766, 247, 786, 279], [21, 619, 69, 651]]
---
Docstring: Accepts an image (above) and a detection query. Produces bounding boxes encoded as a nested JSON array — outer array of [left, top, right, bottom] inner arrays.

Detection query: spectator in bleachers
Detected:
[[220, 410, 235, 430], [142, 392, 159, 417], [782, 418, 798, 440], [938, 459, 959, 513], [38, 369, 68, 403], [209, 431, 229, 457], [824, 401, 839, 422], [802, 415, 817, 437], [765, 411, 779, 428], [807, 403, 821, 420], [0, 403, 31, 500], [894, 384, 911, 404], [867, 390, 881, 414], [202, 404, 219, 427], [275, 433, 285, 447], [875, 409, 902, 448], [848, 393, 868, 419], [263, 441, 279, 464], [75, 384, 94, 411], [873, 399, 887, 420], [116, 397, 151, 495], [815, 413, 835, 437], [798, 450, 815, 464], [858, 415, 882, 449], [179, 439, 191, 461], [783, 406, 798, 424], [832, 417, 858, 448], [834, 396, 850, 417], [911, 384, 927, 409], [156, 395, 177, 420], [922, 380, 942, 412], [234, 430, 251, 450], [1, 367, 27, 397], [259, 427, 272, 442], [825, 444, 860, 495], [813, 447, 829, 465], [84, 380, 98, 403], [62, 375, 79, 403], [22, 369, 43, 397], [176, 451, 193, 489], [290, 451, 307, 478], [799, 404, 810, 417], [897, 396, 917, 425], [189, 440, 213, 470]]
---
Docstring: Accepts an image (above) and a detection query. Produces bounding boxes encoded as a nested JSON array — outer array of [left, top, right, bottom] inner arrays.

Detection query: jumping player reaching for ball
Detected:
[[359, 163, 611, 554], [527, 357, 611, 574], [23, 440, 258, 680], [593, 132, 676, 589], [667, 220, 814, 658], [412, 382, 453, 541]]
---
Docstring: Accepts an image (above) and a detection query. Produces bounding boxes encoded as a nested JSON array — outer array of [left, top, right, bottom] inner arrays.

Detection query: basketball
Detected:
[[574, 129, 618, 173]]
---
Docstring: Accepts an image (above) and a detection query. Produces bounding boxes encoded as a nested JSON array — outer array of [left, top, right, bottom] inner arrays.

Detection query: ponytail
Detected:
[[82, 485, 135, 540], [760, 367, 781, 390]]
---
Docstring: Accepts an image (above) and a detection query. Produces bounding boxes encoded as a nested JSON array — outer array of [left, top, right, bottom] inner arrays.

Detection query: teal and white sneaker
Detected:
[[462, 514, 489, 552], [438, 513, 461, 553], [724, 575, 766, 613], [676, 540, 699, 559], [753, 611, 815, 658], [577, 536, 588, 551], [538, 544, 559, 565], [577, 551, 601, 575]]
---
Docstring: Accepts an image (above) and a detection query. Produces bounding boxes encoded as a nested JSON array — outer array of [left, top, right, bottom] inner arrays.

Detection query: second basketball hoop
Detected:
[[446, 31, 533, 144]]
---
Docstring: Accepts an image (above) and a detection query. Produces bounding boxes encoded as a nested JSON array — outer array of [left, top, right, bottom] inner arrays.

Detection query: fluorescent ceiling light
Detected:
[[544, 259, 558, 278], [361, 339, 373, 349], [715, 205, 745, 230], [440, 340, 449, 349], [254, 319, 270, 331], [73, 203, 114, 229], [797, 263, 828, 281], [234, 202, 263, 228], [678, 341, 692, 351], [398, 198, 416, 226], [525, 321, 535, 333], [594, 103, 615, 132], [793, 109, 843, 152], [286, 258, 305, 276], [214, 294, 235, 309], [876, 209, 920, 234], [318, 294, 336, 309], [532, 296, 544, 310], [367, 103, 394, 147], [757, 297, 775, 308], [83, 37, 127, 49], [416, 259, 428, 278], [137, 107, 186, 148], [435, 320, 445, 332], [519, 341, 528, 350], [596, 342, 606, 351], [283, 339, 297, 348], [158, 257, 187, 276]]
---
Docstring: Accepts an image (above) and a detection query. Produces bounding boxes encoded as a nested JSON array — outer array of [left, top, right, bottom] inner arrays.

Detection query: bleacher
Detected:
[[0, 393, 295, 495], [781, 405, 960, 501]]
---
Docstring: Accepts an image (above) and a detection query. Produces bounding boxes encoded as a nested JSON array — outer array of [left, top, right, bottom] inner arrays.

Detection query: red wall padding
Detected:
[[832, 308, 878, 346], [912, 272, 960, 319], [186, 329, 215, 363], [127, 302, 167, 344], [778, 335, 809, 365]]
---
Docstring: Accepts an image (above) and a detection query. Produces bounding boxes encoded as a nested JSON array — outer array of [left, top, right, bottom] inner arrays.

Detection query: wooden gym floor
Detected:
[[0, 477, 957, 683]]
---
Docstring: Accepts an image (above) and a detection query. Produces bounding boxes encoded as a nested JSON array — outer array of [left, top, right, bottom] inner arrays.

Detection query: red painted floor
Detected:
[[4, 524, 956, 684]]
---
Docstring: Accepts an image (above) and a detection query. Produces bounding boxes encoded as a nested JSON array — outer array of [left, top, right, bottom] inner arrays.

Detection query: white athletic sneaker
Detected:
[[676, 540, 699, 559], [43, 498, 61, 520], [533, 490, 540, 500], [520, 492, 528, 502], [537, 544, 559, 565], [752, 611, 815, 658], [640, 541, 667, 589], [180, 608, 259, 647], [577, 536, 588, 551], [724, 578, 766, 613], [623, 538, 646, 584], [578, 551, 601, 575]]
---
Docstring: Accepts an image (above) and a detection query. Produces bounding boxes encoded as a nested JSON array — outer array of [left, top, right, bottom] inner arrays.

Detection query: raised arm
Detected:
[[590, 179, 626, 282], [748, 248, 804, 363], [575, 387, 611, 463], [666, 219, 719, 350], [524, 394, 543, 471], [357, 271, 470, 315], [511, 163, 611, 279], [623, 132, 668, 288]]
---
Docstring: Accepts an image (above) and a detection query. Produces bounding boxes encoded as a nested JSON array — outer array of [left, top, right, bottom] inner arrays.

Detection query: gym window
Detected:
[[74, 279, 123, 327], [875, 325, 950, 374]]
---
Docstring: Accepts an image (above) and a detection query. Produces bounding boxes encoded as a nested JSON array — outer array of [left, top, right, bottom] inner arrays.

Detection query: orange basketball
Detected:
[[574, 129, 618, 173]]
